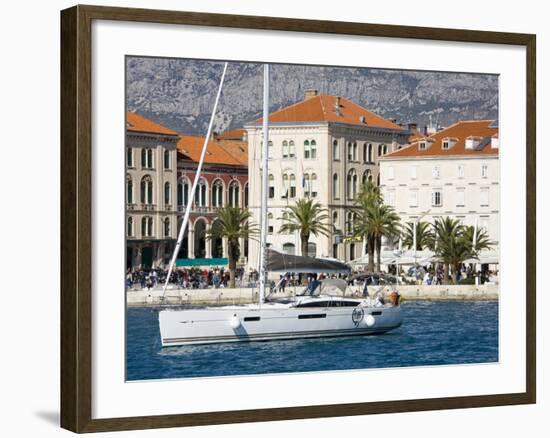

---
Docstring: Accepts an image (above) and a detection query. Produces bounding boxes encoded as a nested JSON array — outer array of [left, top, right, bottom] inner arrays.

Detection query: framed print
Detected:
[[60, 4, 536, 433]]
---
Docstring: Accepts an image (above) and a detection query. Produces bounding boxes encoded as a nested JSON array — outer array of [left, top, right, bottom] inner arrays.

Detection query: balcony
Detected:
[[141, 203, 157, 211], [176, 204, 214, 214], [126, 203, 137, 211]]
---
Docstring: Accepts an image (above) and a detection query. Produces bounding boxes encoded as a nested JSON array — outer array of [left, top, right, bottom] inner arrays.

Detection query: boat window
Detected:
[[243, 316, 261, 322], [297, 301, 330, 308], [371, 311, 382, 316], [336, 301, 360, 307], [298, 314, 327, 319]]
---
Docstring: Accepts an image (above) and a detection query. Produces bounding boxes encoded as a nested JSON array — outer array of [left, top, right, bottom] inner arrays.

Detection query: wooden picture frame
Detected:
[[60, 4, 536, 433]]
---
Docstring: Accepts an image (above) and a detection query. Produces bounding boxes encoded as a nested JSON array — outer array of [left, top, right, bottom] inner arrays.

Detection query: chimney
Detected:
[[407, 122, 417, 131], [334, 96, 341, 116], [304, 89, 318, 100]]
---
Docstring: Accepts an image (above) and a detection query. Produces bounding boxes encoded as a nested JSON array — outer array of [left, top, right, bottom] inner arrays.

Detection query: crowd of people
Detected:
[[404, 265, 499, 285], [126, 264, 498, 291], [126, 266, 263, 290]]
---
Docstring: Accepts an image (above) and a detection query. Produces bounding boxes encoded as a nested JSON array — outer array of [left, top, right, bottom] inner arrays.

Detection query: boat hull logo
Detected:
[[352, 307, 364, 326]]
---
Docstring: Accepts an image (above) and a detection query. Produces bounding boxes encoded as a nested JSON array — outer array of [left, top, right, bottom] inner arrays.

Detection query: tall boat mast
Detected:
[[161, 62, 228, 297], [258, 64, 270, 305]]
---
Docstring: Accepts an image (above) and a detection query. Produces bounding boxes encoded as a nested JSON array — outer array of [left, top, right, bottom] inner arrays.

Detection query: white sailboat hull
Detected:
[[159, 304, 403, 346]]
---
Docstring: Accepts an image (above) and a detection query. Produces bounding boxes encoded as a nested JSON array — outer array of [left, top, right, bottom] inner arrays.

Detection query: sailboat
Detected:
[[158, 64, 403, 347]]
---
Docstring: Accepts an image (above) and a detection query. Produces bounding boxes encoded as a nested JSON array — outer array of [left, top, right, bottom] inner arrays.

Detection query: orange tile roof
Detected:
[[217, 140, 248, 165], [383, 120, 499, 159], [217, 128, 247, 141], [177, 135, 247, 166], [126, 111, 178, 136], [256, 95, 403, 130]]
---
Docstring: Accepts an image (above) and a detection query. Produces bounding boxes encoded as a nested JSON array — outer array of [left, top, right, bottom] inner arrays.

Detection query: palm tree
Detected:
[[353, 189, 401, 272], [402, 221, 435, 251], [371, 204, 402, 272], [462, 225, 494, 254], [206, 206, 257, 288], [352, 182, 382, 272], [279, 198, 331, 258], [433, 217, 494, 284]]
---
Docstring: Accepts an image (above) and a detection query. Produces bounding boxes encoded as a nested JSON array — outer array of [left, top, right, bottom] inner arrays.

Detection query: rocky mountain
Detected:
[[126, 57, 498, 136]]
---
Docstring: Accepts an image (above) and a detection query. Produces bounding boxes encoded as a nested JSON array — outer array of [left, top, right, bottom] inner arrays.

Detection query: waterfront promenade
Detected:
[[126, 284, 498, 307]]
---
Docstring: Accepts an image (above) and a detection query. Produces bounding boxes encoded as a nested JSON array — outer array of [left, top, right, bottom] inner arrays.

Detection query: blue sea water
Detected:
[[126, 300, 498, 381]]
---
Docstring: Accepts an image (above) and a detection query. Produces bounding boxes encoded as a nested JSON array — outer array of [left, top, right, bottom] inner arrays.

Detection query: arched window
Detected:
[[178, 178, 189, 208], [353, 142, 358, 161], [289, 174, 296, 198], [304, 140, 311, 159], [347, 142, 353, 161], [383, 144, 388, 155], [164, 182, 171, 205], [332, 211, 339, 232], [362, 169, 373, 185], [163, 217, 170, 237], [310, 140, 317, 159], [367, 143, 373, 162], [268, 213, 274, 234], [127, 148, 133, 167], [141, 148, 147, 167], [304, 174, 311, 197], [282, 243, 296, 255], [195, 178, 207, 207], [346, 211, 354, 235], [332, 173, 339, 199], [332, 140, 339, 160], [141, 148, 153, 168], [126, 175, 133, 203], [268, 141, 274, 159], [140, 175, 153, 204], [141, 216, 153, 237], [289, 140, 295, 158], [163, 150, 170, 169], [268, 174, 275, 199], [281, 212, 291, 234], [282, 140, 289, 158], [127, 216, 133, 237], [228, 181, 240, 207], [244, 183, 249, 207], [311, 173, 318, 197], [350, 243, 356, 261], [282, 174, 289, 198], [212, 180, 223, 208], [347, 169, 358, 199]]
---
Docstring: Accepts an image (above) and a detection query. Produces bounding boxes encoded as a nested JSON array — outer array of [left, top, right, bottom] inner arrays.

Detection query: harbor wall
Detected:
[[126, 284, 499, 307]]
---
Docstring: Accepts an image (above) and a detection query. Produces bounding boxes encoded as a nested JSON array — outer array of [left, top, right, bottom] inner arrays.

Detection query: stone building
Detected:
[[245, 90, 410, 270], [126, 112, 180, 269], [126, 112, 249, 270]]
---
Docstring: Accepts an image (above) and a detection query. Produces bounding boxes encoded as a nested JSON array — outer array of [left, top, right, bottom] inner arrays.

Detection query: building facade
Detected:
[[126, 113, 249, 270], [126, 112, 180, 269], [246, 90, 410, 270], [379, 119, 500, 251], [174, 135, 248, 266]]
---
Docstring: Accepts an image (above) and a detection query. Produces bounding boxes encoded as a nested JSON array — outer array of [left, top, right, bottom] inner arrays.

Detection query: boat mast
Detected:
[[161, 62, 228, 298], [258, 64, 269, 305]]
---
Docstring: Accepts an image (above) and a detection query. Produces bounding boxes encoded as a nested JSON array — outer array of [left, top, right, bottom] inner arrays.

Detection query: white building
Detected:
[[246, 90, 410, 270], [379, 119, 499, 252]]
